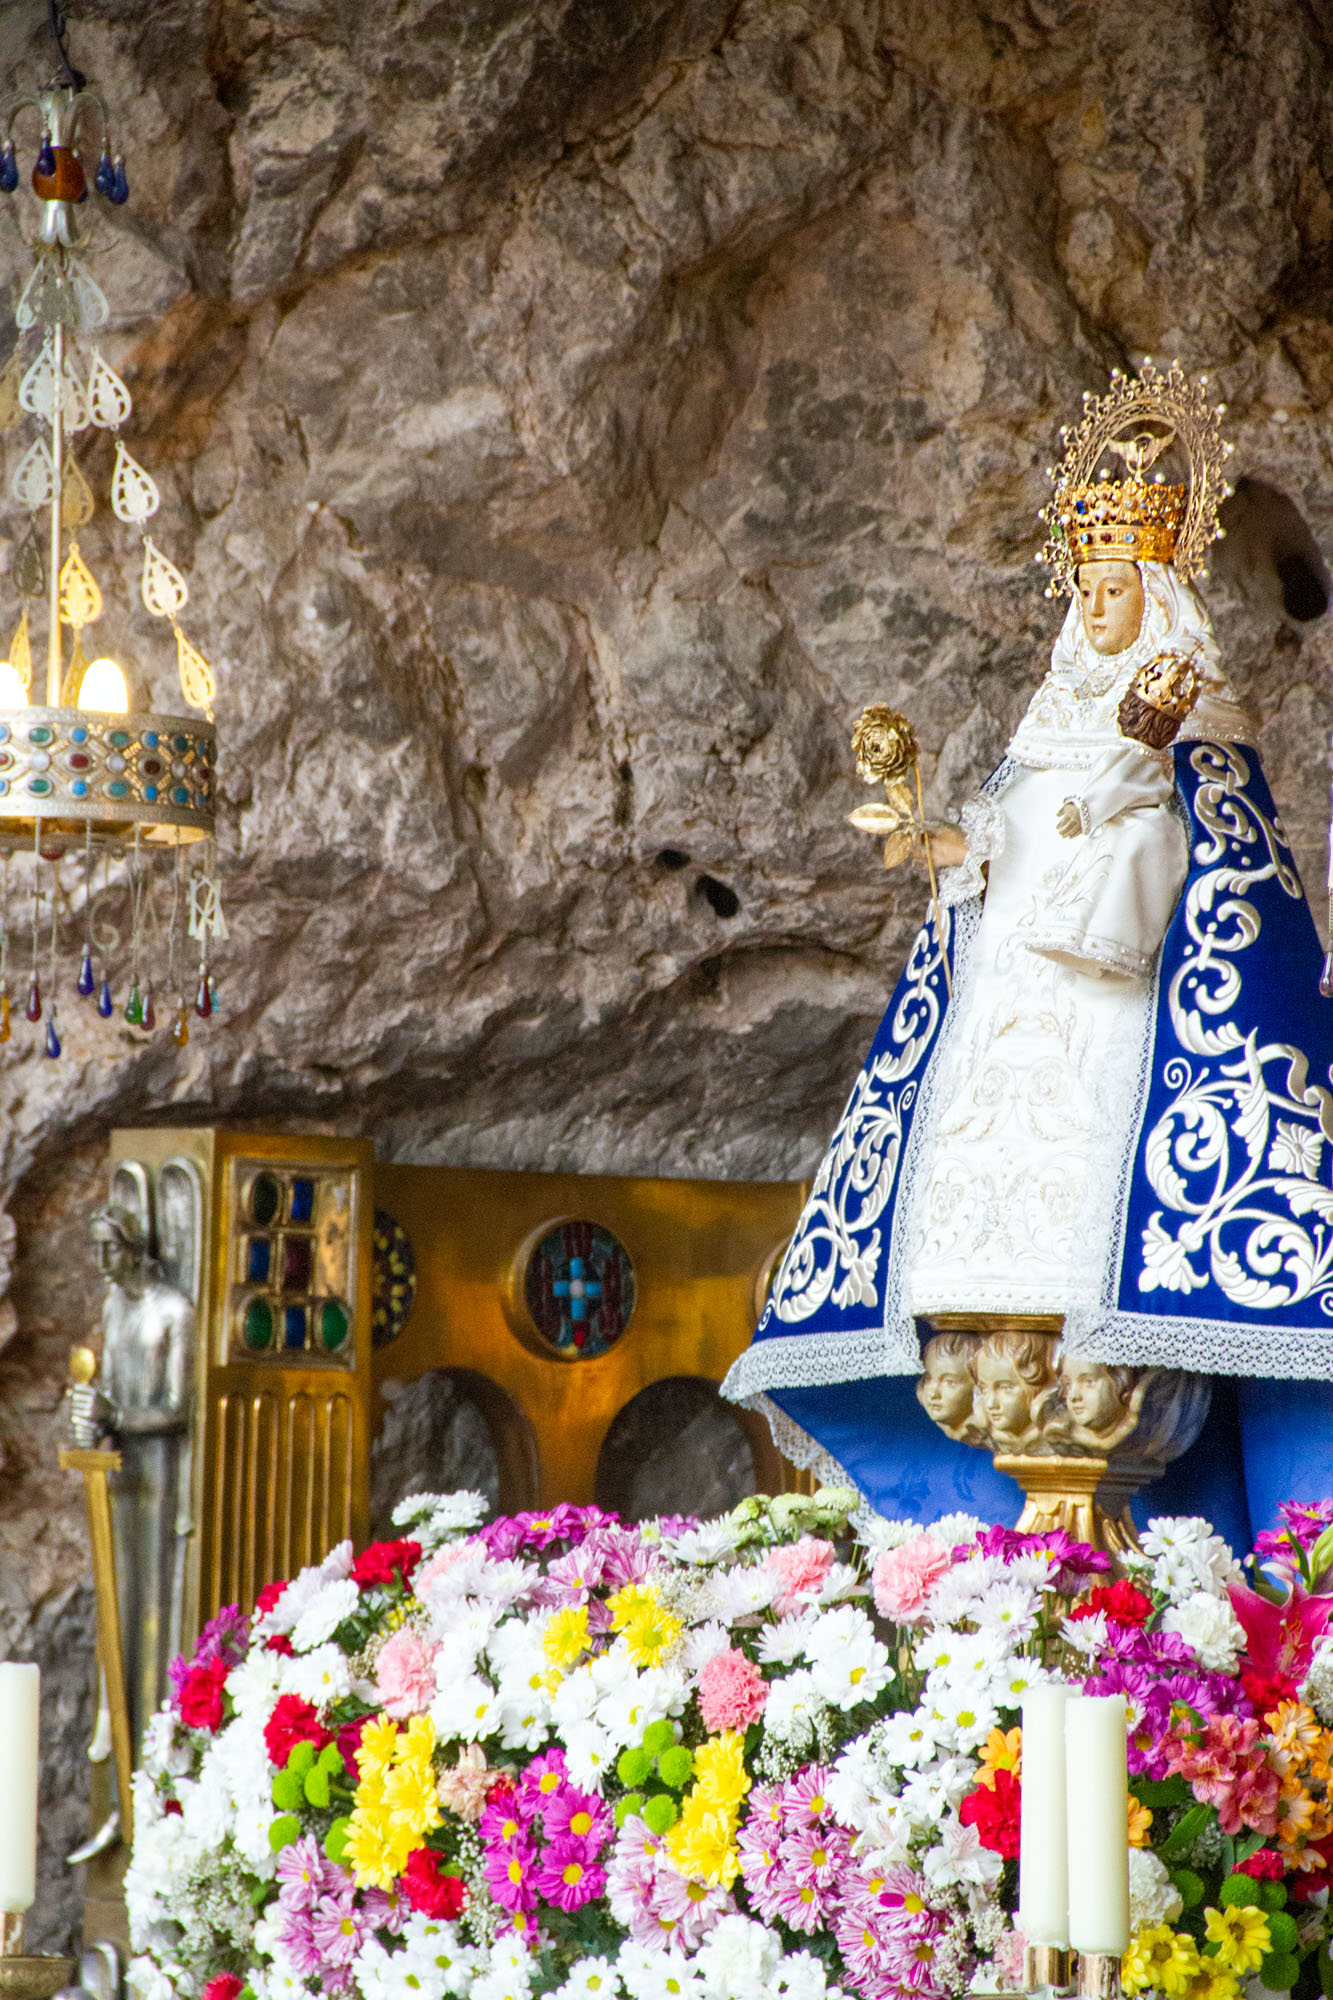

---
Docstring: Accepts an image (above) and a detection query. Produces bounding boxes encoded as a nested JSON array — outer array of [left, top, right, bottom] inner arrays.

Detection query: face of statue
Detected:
[[975, 1350, 1032, 1431], [1061, 1358, 1126, 1432], [1077, 560, 1145, 655], [918, 1348, 975, 1427], [93, 1227, 138, 1287]]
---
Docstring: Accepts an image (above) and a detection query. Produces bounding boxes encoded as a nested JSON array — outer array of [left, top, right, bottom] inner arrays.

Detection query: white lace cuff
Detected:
[[938, 792, 1004, 907]]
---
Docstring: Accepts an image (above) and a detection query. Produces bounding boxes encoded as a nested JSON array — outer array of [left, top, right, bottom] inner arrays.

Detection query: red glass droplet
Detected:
[[143, 988, 156, 1031], [195, 973, 212, 1019], [24, 975, 40, 1023]]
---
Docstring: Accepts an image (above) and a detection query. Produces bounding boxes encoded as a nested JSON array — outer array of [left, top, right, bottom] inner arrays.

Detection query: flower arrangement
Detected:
[[126, 1490, 1333, 2000]]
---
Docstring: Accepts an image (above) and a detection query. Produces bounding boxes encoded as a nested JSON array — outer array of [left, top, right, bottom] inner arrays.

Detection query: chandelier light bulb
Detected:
[[76, 655, 128, 713]]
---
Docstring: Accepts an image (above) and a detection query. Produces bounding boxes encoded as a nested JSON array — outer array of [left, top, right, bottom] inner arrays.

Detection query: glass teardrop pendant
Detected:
[[77, 946, 94, 997], [109, 158, 128, 206], [0, 145, 18, 196], [24, 974, 40, 1023], [1322, 951, 1333, 999], [44, 1013, 60, 1059], [34, 137, 54, 180], [0, 991, 10, 1044], [97, 978, 113, 1018], [195, 972, 212, 1019], [172, 1004, 189, 1047], [94, 149, 114, 199], [124, 981, 143, 1027], [142, 988, 156, 1031]]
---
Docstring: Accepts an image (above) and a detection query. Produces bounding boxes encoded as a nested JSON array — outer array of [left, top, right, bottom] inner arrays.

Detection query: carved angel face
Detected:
[[1060, 1357, 1128, 1432], [1078, 559, 1145, 655], [918, 1346, 975, 1427], [975, 1349, 1033, 1430]]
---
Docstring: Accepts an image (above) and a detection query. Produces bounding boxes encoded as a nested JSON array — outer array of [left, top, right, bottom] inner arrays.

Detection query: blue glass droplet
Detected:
[[109, 157, 128, 206], [35, 137, 54, 178], [94, 150, 114, 198], [76, 947, 94, 998], [44, 1014, 60, 1058], [0, 146, 18, 196], [97, 978, 113, 1018]]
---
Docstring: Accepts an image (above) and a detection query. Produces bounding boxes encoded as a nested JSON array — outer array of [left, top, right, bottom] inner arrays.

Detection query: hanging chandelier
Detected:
[[0, 18, 222, 1058]]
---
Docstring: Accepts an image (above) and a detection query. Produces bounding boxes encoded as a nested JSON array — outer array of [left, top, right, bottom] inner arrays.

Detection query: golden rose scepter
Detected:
[[847, 705, 959, 998]]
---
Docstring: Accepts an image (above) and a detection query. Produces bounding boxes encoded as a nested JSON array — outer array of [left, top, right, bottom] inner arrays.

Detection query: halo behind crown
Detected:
[[1038, 359, 1233, 595]]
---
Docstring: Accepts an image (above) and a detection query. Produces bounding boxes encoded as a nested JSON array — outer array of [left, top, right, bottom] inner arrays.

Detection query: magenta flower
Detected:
[[274, 1904, 323, 1980], [276, 1836, 341, 1912], [534, 1836, 607, 1913], [309, 1890, 368, 1970], [542, 1786, 612, 1852], [483, 1831, 538, 1913], [1229, 1575, 1333, 1682], [779, 1764, 836, 1830], [516, 1749, 569, 1823]]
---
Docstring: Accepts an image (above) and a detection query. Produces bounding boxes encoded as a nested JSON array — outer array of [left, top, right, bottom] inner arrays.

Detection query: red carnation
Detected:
[[163, 1798, 183, 1818], [1242, 1668, 1298, 1717], [1236, 1849, 1286, 1882], [960, 1767, 1021, 1858], [337, 1715, 372, 1781], [178, 1656, 230, 1732], [256, 1581, 287, 1618], [352, 1538, 422, 1589], [202, 1977, 244, 2000], [400, 1847, 468, 1919], [263, 1694, 330, 1767], [1069, 1581, 1153, 1628], [265, 1635, 295, 1657]]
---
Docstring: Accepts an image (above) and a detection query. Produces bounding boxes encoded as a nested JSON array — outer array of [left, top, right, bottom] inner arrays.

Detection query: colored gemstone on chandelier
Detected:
[[97, 979, 113, 1017], [142, 987, 156, 1030], [77, 947, 94, 997], [1323, 952, 1333, 998], [282, 1236, 313, 1292], [0, 146, 17, 196], [195, 972, 212, 1018], [33, 137, 54, 180], [94, 150, 114, 199], [124, 983, 143, 1026], [44, 1015, 60, 1058], [246, 1236, 271, 1284], [172, 1005, 189, 1046], [283, 1304, 307, 1349], [32, 146, 84, 203], [319, 1300, 350, 1352], [0, 993, 10, 1043], [24, 975, 39, 1023], [109, 158, 129, 205], [250, 1173, 281, 1226], [289, 1179, 315, 1224], [242, 1298, 273, 1350]]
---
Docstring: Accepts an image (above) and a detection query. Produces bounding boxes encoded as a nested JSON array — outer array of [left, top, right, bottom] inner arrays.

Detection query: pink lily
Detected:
[[1228, 1576, 1333, 1682]]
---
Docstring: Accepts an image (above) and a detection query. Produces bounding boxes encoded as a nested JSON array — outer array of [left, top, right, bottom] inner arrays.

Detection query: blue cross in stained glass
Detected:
[[552, 1256, 602, 1324]]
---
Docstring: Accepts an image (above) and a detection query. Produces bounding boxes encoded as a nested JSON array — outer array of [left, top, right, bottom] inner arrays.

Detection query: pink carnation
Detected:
[[872, 1534, 952, 1622], [697, 1648, 768, 1732], [763, 1537, 836, 1616], [374, 1627, 439, 1718], [414, 1543, 469, 1598]]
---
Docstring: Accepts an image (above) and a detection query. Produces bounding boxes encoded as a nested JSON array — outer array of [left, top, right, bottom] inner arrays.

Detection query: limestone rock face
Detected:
[[1, 0, 1332, 1946]]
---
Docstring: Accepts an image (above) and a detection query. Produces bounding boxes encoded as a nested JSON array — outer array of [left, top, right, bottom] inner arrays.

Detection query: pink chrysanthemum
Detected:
[[764, 1537, 837, 1616], [309, 1890, 369, 1971], [697, 1648, 768, 1732], [534, 1836, 607, 1913], [373, 1626, 439, 1719]]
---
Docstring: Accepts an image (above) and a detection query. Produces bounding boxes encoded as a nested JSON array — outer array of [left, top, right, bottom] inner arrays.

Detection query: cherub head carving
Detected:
[[1049, 1354, 1146, 1454], [916, 1332, 985, 1444], [973, 1330, 1059, 1454]]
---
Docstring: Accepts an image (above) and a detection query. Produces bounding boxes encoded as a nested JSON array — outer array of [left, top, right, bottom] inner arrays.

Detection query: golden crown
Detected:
[[1038, 359, 1233, 595], [1129, 649, 1200, 720]]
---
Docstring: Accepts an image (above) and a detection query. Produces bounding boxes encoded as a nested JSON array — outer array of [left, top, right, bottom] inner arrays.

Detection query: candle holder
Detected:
[[1075, 1952, 1124, 2000], [0, 1914, 76, 1999], [1024, 1944, 1073, 1992]]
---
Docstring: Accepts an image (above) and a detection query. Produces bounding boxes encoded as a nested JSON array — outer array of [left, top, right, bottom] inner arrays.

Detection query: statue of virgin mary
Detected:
[[723, 363, 1333, 1545]]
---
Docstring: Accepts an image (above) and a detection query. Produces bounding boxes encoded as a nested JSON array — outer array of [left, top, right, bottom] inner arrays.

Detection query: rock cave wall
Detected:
[[0, 0, 1331, 1945]]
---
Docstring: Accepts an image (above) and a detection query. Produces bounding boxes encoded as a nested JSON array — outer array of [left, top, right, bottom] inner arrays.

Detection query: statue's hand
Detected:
[[927, 825, 968, 870], [1056, 798, 1085, 840], [68, 1381, 110, 1448]]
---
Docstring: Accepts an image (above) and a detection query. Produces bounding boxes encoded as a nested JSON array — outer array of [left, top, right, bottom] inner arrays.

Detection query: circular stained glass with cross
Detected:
[[523, 1220, 635, 1359]]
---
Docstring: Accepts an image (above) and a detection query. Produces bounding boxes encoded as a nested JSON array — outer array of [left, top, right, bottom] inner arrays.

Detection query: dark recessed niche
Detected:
[[1275, 552, 1328, 623], [696, 873, 740, 918], [1218, 478, 1331, 624], [657, 848, 690, 870]]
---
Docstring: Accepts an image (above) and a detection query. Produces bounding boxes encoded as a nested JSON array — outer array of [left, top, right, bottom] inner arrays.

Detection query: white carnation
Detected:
[[1129, 1847, 1184, 1929], [1301, 1638, 1333, 1725], [696, 1914, 783, 2000], [289, 1575, 360, 1652], [1161, 1589, 1245, 1672], [281, 1641, 352, 1707]]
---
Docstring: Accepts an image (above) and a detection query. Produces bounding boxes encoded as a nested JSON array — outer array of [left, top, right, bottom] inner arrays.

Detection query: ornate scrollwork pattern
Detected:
[[1135, 743, 1333, 1317]]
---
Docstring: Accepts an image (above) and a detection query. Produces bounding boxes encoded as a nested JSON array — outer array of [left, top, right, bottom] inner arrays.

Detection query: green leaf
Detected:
[[1268, 1913, 1300, 1954], [324, 1817, 351, 1864], [1169, 1869, 1204, 1909], [1220, 1835, 1237, 1877], [1309, 1525, 1333, 1582], [1318, 1941, 1333, 1999], [1159, 1805, 1213, 1860], [1220, 1875, 1263, 1909], [1134, 1777, 1190, 1810], [1260, 1951, 1300, 1992], [271, 1769, 305, 1812], [268, 1814, 301, 1853]]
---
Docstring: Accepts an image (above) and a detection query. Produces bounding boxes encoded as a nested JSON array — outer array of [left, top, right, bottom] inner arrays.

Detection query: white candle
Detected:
[[0, 1663, 39, 1913], [1065, 1693, 1130, 1956], [1019, 1683, 1070, 1947]]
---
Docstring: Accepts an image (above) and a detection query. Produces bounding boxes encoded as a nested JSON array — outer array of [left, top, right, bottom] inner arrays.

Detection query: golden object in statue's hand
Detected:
[[851, 703, 918, 783], [845, 805, 966, 872]]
